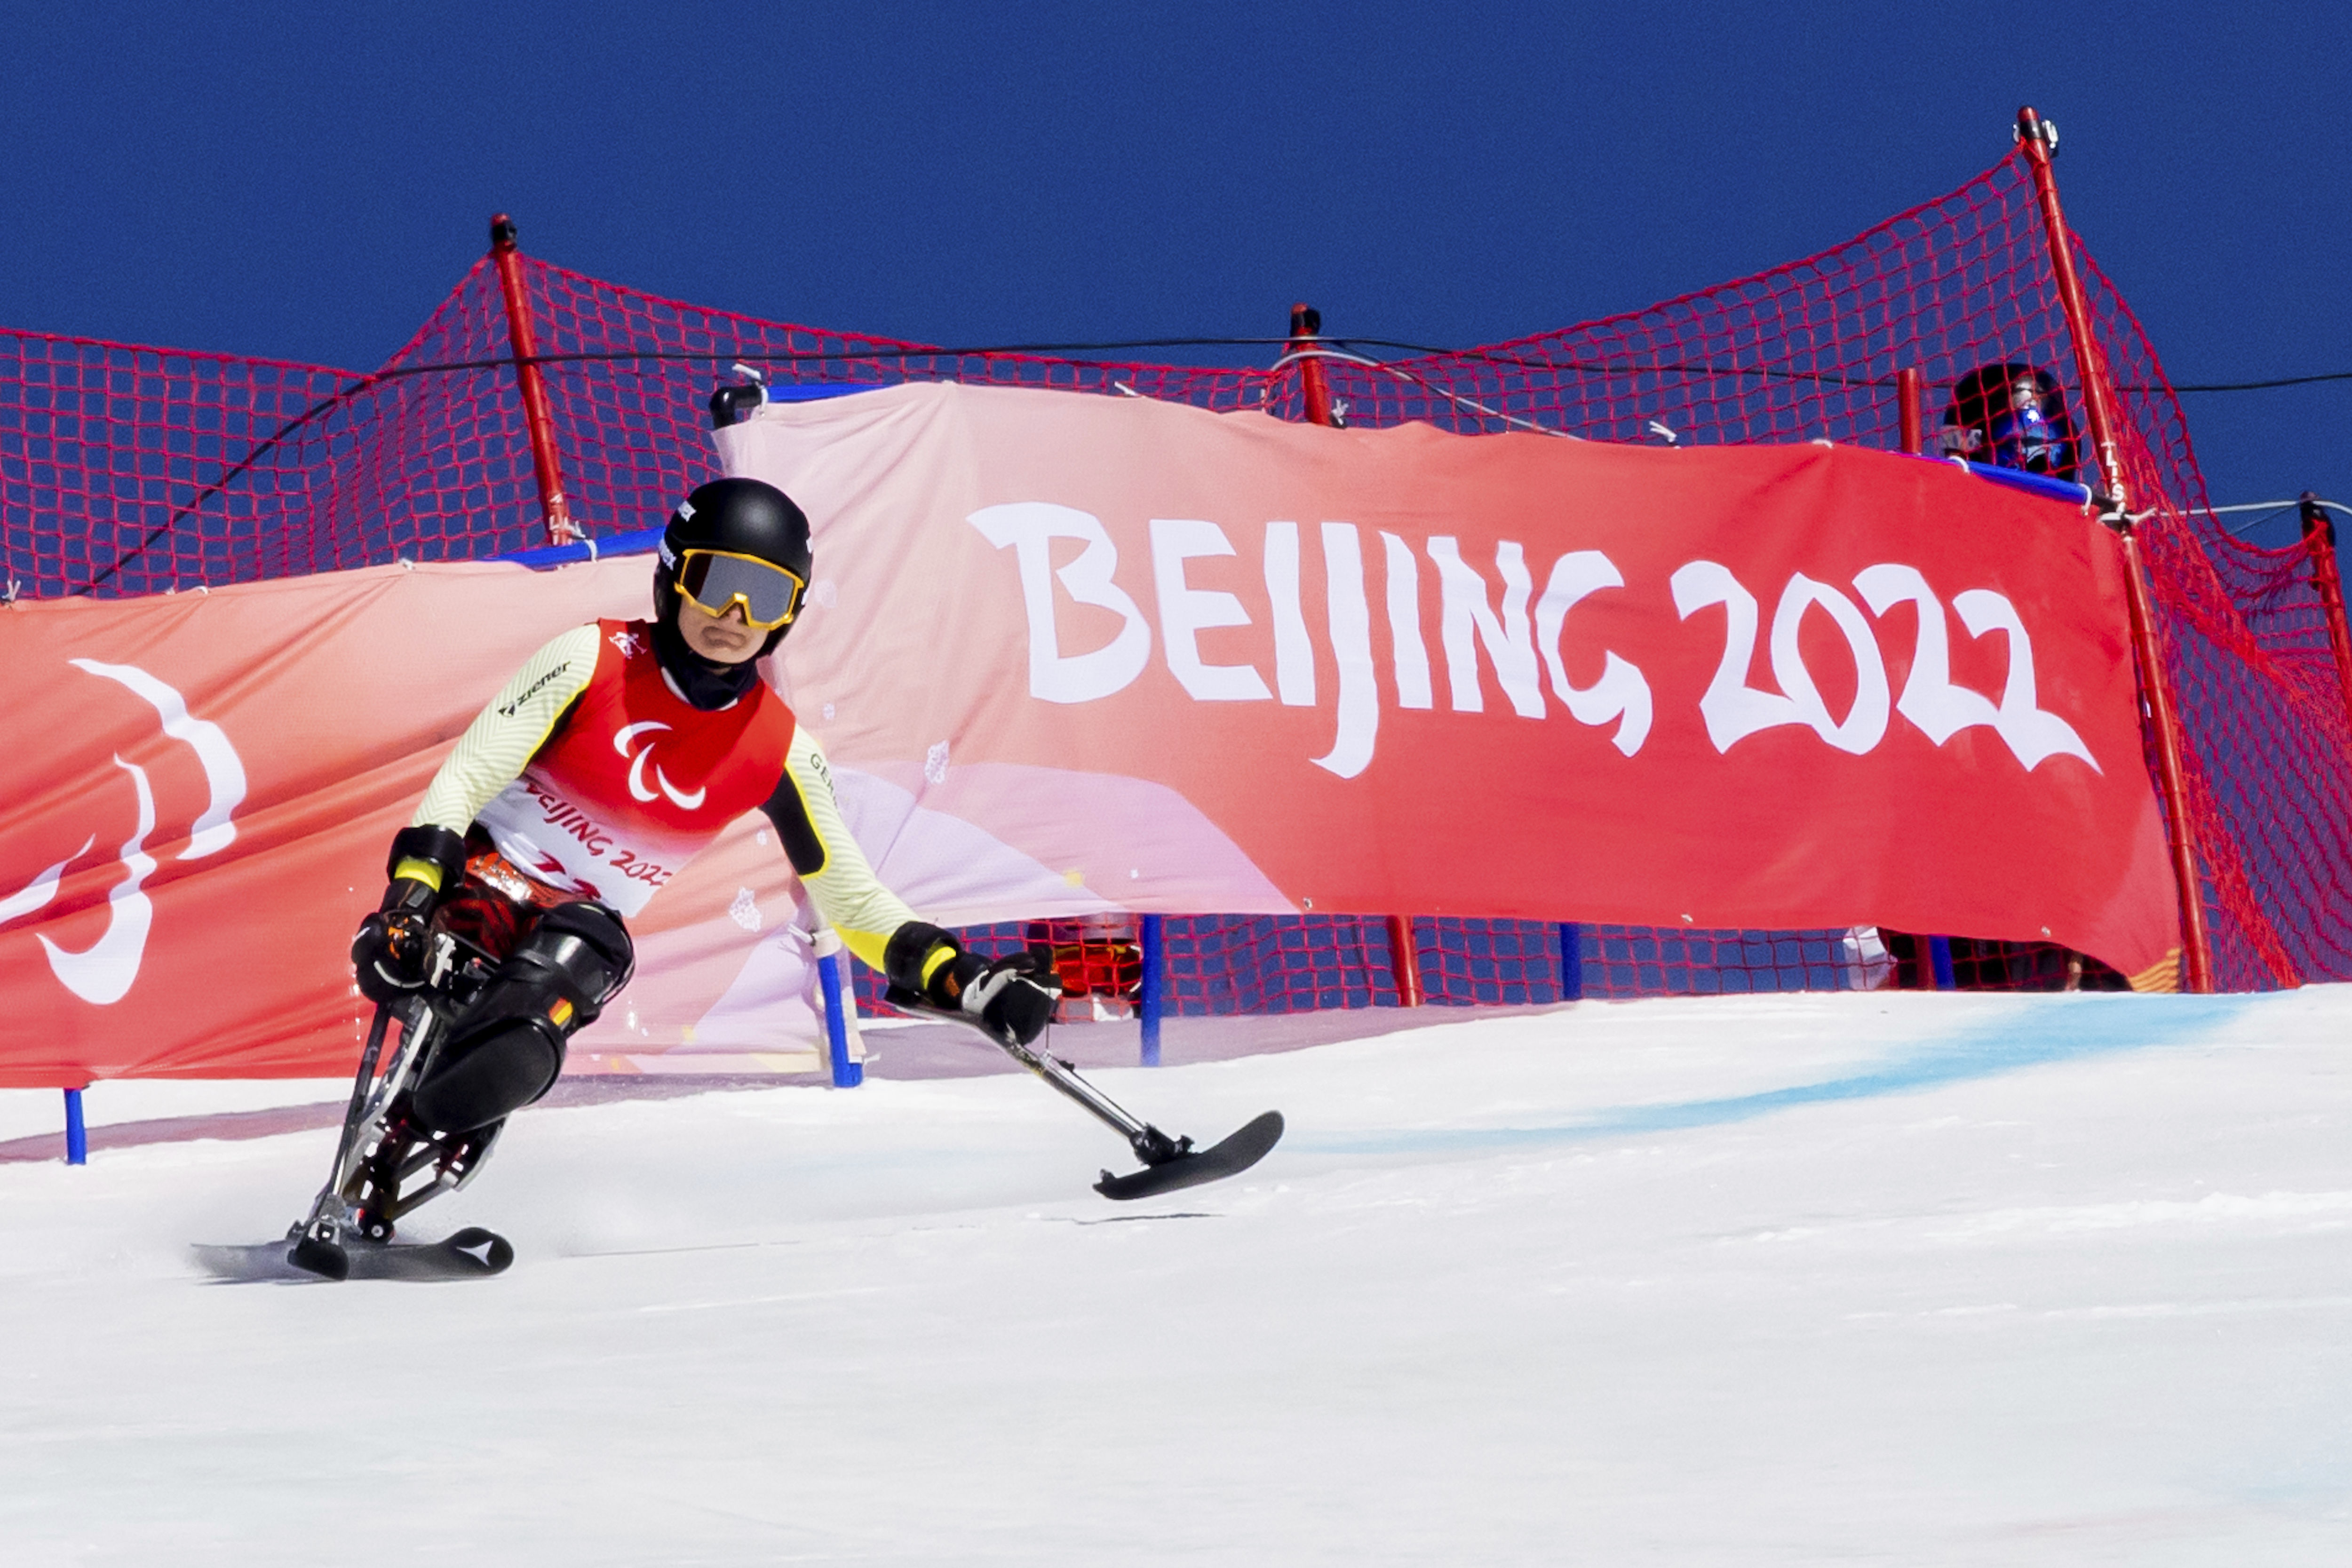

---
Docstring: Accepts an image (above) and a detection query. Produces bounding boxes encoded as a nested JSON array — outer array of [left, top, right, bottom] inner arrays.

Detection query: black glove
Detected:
[[352, 826, 469, 1005], [353, 881, 436, 1003], [928, 949, 1060, 1045]]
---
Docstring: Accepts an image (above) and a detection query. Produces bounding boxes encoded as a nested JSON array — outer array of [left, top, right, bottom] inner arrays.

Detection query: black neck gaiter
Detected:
[[650, 613, 764, 710]]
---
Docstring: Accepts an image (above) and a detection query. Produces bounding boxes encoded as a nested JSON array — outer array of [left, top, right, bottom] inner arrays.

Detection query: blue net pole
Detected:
[[816, 939, 862, 1088], [1558, 923, 1584, 1001], [1139, 915, 1165, 1066], [64, 1087, 87, 1165]]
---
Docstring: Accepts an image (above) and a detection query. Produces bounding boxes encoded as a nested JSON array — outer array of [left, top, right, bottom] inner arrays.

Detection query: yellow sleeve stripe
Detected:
[[392, 857, 445, 893], [836, 928, 895, 972], [920, 945, 956, 986]]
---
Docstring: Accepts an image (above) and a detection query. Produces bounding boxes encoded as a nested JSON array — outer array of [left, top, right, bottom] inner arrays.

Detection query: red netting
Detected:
[[850, 917, 2087, 1012], [2071, 250, 2352, 987], [8, 149, 2348, 995], [0, 333, 357, 598]]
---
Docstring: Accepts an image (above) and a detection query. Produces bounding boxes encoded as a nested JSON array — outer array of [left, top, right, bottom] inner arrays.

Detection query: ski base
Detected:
[[1096, 1111, 1285, 1200], [193, 1226, 514, 1284]]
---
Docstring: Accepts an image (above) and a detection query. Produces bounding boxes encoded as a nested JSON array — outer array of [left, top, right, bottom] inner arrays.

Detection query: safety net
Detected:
[[6, 145, 2346, 998]]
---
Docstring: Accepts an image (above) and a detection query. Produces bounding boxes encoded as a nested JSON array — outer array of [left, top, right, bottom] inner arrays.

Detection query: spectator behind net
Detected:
[[1938, 363, 2079, 483]]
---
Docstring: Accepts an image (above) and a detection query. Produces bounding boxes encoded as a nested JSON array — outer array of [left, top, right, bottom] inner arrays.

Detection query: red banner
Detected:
[[0, 383, 2176, 1085]]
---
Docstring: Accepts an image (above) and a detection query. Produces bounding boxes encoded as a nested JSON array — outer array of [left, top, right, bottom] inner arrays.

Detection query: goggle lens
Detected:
[[677, 550, 804, 629]]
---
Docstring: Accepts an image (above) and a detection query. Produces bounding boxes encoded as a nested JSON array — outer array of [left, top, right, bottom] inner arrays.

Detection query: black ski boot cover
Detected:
[[412, 900, 631, 1134]]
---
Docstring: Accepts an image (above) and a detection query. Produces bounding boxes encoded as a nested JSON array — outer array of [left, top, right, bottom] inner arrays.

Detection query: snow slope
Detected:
[[3, 988, 2348, 1565]]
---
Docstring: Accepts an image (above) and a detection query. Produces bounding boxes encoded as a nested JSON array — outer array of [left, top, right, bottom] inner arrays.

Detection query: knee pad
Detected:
[[528, 900, 635, 1019], [411, 901, 634, 1134], [411, 1018, 564, 1134]]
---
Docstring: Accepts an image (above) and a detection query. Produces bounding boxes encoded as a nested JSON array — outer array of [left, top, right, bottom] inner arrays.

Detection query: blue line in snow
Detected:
[[1299, 994, 2254, 1157]]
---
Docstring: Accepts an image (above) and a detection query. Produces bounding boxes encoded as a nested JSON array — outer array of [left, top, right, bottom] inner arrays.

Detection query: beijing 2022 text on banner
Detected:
[[0, 381, 2177, 1086]]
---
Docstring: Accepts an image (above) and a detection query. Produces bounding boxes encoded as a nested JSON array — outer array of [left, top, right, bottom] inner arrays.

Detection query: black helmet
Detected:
[[1939, 363, 2078, 482], [653, 478, 814, 656]]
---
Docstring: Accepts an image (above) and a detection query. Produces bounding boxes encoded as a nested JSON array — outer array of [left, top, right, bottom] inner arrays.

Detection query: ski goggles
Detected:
[[669, 548, 806, 629]]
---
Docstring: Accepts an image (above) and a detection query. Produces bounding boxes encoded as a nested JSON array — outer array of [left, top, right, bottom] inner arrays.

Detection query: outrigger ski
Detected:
[[259, 938, 516, 1282], [884, 988, 1285, 1200]]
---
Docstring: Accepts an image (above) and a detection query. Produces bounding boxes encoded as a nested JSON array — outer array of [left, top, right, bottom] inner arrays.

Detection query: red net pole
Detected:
[[1891, 365, 1944, 992], [2016, 107, 2213, 992], [489, 215, 579, 546], [2303, 494, 2352, 736], [1289, 302, 1335, 428], [1292, 300, 1422, 1005], [1386, 915, 1425, 1007]]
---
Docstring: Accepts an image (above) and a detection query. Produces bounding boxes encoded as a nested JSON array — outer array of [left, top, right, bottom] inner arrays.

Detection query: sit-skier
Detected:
[[340, 477, 1055, 1235]]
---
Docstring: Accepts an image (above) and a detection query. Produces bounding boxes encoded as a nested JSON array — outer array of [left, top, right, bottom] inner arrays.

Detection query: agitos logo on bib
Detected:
[[472, 620, 797, 915]]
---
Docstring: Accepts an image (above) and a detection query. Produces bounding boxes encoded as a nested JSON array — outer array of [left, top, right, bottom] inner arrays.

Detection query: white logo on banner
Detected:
[[970, 507, 1654, 777], [973, 508, 2095, 780], [967, 503, 1152, 703], [1675, 561, 2096, 772], [0, 661, 248, 1005]]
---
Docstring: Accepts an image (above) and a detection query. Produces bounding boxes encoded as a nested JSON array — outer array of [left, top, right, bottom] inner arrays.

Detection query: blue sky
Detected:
[[4, 3, 2343, 543]]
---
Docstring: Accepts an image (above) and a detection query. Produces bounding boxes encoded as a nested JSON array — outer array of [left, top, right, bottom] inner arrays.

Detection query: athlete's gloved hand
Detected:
[[353, 880, 437, 1004], [352, 826, 471, 1006], [928, 950, 1060, 1045]]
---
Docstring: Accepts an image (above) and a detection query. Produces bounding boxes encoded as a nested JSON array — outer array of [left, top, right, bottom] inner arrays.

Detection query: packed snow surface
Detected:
[[3, 988, 2348, 1565]]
